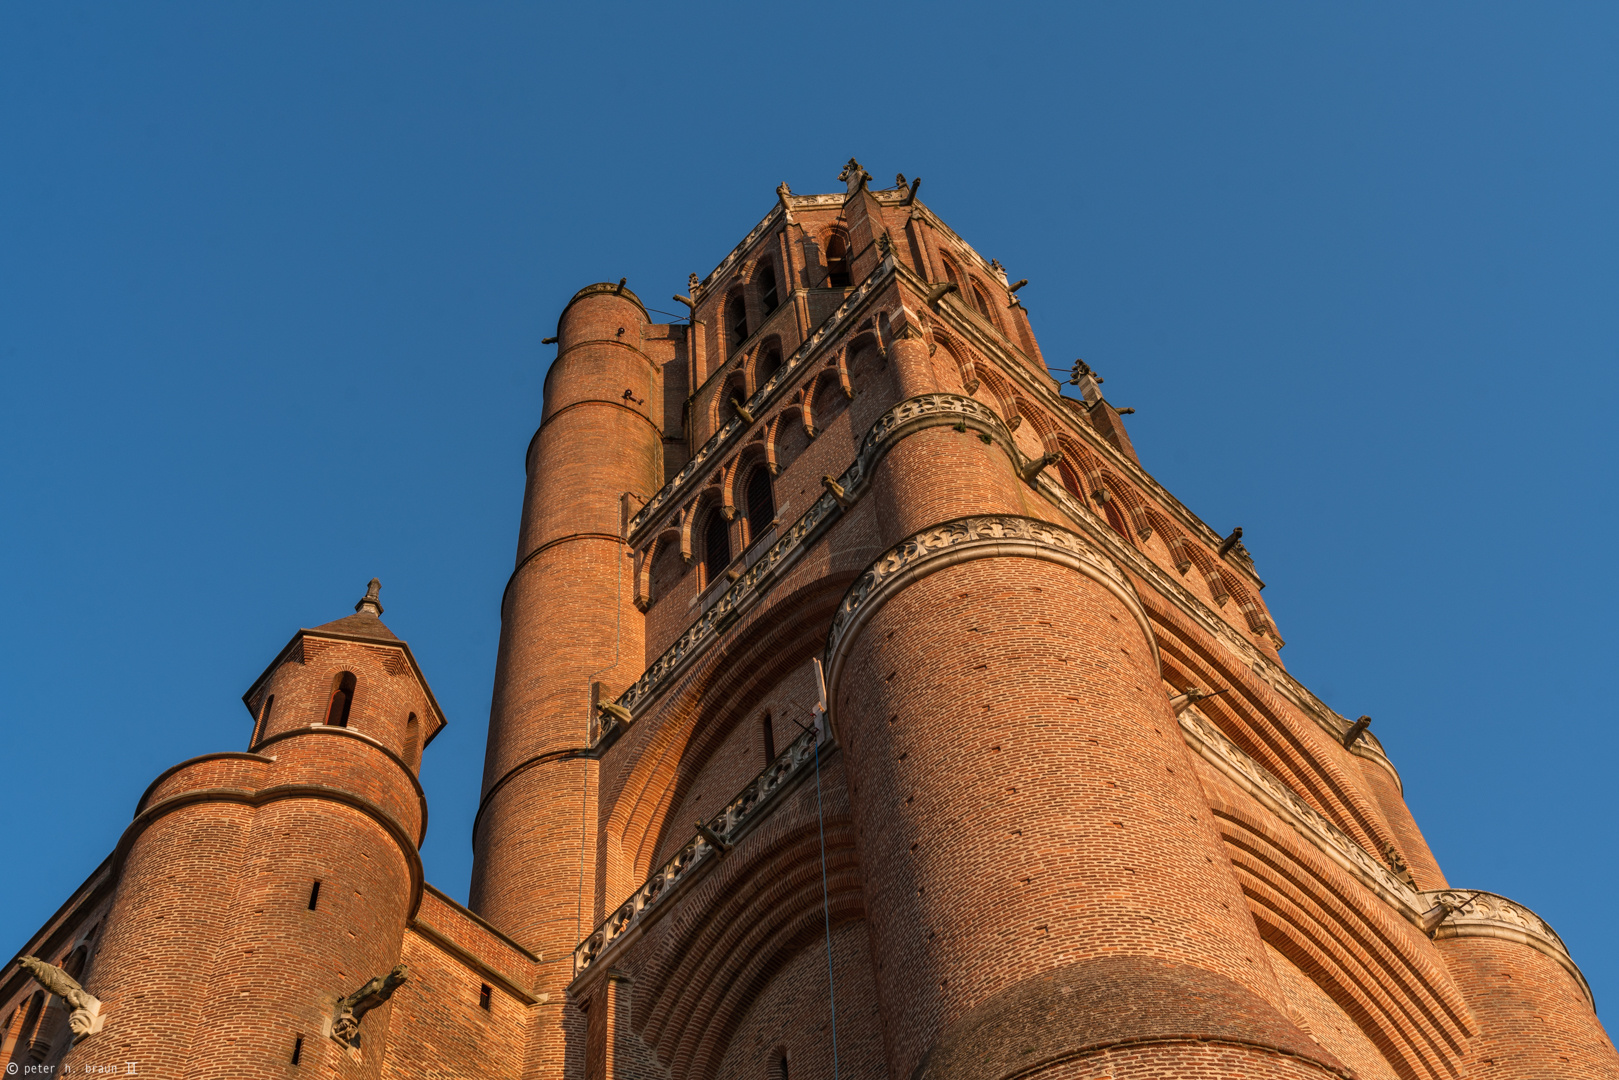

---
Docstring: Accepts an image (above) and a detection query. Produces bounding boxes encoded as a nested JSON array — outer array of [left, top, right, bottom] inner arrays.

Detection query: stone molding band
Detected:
[[1421, 888, 1593, 1008], [606, 393, 1022, 730], [821, 514, 1157, 738], [628, 253, 896, 542], [1180, 705, 1593, 1008], [501, 532, 625, 620], [471, 747, 594, 847]]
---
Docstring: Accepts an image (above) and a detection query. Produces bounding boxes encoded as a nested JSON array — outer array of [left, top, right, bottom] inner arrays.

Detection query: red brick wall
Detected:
[[833, 556, 1305, 1077], [1438, 936, 1619, 1079]]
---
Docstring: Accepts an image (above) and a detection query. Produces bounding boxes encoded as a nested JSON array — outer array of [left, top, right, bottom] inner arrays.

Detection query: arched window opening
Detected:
[[758, 262, 779, 314], [14, 993, 43, 1064], [1101, 497, 1130, 541], [756, 347, 782, 387], [404, 713, 420, 769], [972, 284, 991, 316], [703, 509, 731, 585], [774, 1048, 790, 1080], [941, 257, 959, 286], [252, 693, 275, 748], [825, 236, 851, 287], [325, 672, 356, 727], [745, 466, 775, 549], [761, 713, 776, 764], [728, 292, 749, 351]]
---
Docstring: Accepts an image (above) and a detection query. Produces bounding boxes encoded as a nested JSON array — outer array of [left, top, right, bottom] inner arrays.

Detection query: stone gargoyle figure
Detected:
[[330, 964, 408, 1048], [19, 955, 104, 1042]]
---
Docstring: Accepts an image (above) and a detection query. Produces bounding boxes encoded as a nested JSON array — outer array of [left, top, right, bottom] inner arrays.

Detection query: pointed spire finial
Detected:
[[355, 578, 384, 617]]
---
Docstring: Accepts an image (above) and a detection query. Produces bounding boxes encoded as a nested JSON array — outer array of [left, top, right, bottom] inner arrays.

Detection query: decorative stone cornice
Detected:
[[896, 254, 1266, 597], [629, 254, 897, 543], [1421, 889, 1592, 1007], [821, 516, 1155, 724], [572, 724, 826, 981], [608, 393, 1015, 730], [1033, 469, 1404, 794], [1178, 707, 1423, 919]]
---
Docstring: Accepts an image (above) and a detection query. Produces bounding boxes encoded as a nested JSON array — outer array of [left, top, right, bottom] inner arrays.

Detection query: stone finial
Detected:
[[895, 172, 907, 188], [19, 956, 103, 1042], [688, 272, 701, 298], [838, 157, 870, 192], [330, 965, 408, 1049], [355, 578, 384, 617]]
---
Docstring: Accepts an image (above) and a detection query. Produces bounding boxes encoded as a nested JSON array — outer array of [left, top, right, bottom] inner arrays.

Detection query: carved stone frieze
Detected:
[[607, 393, 1013, 730], [822, 515, 1153, 709], [629, 255, 897, 542], [1420, 889, 1591, 1006], [1034, 470, 1404, 793], [1177, 707, 1423, 917], [573, 723, 825, 979]]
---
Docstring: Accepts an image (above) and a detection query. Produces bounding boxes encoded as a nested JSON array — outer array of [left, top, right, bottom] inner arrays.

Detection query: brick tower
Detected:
[[2, 582, 446, 1077], [5, 161, 1616, 1080], [475, 161, 1619, 1080]]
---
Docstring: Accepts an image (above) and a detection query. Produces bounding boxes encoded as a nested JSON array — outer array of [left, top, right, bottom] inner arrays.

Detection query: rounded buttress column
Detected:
[[825, 519, 1344, 1080], [471, 285, 660, 1078], [1429, 891, 1619, 1078]]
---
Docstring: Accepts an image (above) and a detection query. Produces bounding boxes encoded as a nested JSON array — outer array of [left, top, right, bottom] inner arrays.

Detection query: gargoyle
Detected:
[[330, 965, 408, 1047], [19, 956, 103, 1042]]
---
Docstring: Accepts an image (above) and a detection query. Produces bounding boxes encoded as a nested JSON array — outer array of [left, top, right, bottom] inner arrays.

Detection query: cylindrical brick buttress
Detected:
[[1437, 930, 1619, 1078], [826, 529, 1344, 1079], [470, 284, 661, 1077], [60, 636, 424, 1079]]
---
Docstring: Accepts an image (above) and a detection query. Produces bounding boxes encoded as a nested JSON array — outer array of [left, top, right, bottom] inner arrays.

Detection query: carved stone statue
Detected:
[[838, 157, 870, 191], [1381, 843, 1417, 888], [330, 965, 408, 1048], [19, 956, 104, 1042]]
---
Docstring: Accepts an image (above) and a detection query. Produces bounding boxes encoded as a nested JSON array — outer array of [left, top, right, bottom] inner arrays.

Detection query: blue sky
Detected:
[[3, 2, 1616, 1020]]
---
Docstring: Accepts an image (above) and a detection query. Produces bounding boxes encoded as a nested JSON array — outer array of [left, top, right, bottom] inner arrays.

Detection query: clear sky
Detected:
[[3, 1, 1616, 1022]]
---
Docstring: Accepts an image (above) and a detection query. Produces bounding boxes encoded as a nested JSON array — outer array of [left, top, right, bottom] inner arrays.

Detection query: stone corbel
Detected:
[[19, 957, 104, 1045], [326, 966, 408, 1056], [1020, 451, 1063, 484], [836, 350, 854, 399], [679, 506, 695, 562]]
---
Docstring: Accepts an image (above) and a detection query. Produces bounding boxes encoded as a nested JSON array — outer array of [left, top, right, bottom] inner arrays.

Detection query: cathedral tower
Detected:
[[5, 161, 1613, 1080]]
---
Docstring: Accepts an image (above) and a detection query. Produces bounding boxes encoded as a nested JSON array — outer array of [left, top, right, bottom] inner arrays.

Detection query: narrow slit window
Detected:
[[308, 880, 322, 911], [757, 347, 782, 387], [703, 509, 731, 585], [728, 292, 749, 351], [291, 1035, 303, 1065], [479, 984, 492, 1010], [972, 284, 993, 319], [826, 237, 851, 287], [762, 713, 776, 764], [758, 263, 779, 314], [252, 693, 275, 747], [745, 466, 775, 549], [326, 672, 356, 727], [404, 713, 420, 769]]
